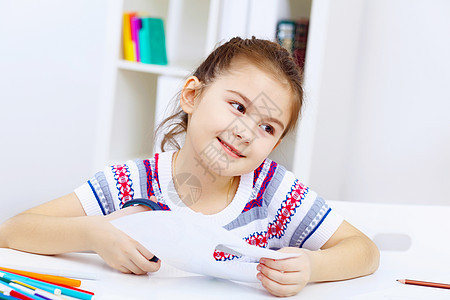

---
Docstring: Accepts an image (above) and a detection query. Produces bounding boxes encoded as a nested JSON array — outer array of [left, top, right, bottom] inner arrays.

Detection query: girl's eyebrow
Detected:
[[227, 89, 252, 105], [226, 89, 285, 131]]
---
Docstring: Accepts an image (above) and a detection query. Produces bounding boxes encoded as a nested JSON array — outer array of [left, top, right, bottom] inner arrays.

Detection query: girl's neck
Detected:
[[172, 148, 239, 211]]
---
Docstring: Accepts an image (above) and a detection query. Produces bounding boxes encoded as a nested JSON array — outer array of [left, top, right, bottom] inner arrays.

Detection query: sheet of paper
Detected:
[[110, 211, 300, 282]]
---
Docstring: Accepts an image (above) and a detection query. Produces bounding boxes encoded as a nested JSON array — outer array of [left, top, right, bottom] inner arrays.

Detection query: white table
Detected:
[[0, 248, 448, 299]]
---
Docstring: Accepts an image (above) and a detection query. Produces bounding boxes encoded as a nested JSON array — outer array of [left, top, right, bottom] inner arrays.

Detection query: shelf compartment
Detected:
[[108, 70, 159, 163]]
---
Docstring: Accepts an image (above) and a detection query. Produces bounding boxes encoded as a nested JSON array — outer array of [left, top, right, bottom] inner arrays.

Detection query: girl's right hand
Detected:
[[87, 196, 161, 275]]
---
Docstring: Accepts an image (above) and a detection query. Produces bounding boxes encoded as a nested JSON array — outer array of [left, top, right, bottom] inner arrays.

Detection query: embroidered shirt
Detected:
[[74, 150, 343, 261]]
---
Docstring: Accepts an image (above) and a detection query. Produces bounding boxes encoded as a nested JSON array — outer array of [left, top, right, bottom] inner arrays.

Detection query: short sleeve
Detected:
[[74, 159, 149, 216], [266, 168, 344, 251]]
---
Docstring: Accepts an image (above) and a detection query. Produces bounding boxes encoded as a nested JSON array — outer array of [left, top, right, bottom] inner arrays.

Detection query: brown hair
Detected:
[[154, 36, 304, 152]]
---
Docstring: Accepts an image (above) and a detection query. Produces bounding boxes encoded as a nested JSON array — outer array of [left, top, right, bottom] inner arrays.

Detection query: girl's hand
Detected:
[[257, 247, 312, 297], [88, 196, 161, 275]]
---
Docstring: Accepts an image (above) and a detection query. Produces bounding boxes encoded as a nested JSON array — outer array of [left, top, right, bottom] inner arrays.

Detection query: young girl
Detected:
[[0, 37, 379, 297]]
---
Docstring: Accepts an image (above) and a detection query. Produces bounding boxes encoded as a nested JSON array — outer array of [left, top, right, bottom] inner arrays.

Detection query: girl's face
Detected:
[[181, 59, 292, 177]]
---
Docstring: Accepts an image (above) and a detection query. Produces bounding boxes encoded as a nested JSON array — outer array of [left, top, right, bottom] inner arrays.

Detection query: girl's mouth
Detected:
[[217, 137, 245, 158]]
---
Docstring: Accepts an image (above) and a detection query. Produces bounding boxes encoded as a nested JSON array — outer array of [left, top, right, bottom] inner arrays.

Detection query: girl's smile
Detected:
[[217, 136, 245, 158]]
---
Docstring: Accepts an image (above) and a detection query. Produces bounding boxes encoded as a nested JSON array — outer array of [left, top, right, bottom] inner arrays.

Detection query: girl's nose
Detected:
[[230, 116, 257, 145], [234, 128, 252, 145]]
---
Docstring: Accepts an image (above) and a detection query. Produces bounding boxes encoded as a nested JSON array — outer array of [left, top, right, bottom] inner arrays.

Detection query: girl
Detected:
[[0, 37, 379, 297]]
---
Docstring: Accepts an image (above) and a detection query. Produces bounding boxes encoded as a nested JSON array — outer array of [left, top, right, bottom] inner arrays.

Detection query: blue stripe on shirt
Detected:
[[300, 207, 331, 248], [88, 180, 106, 215]]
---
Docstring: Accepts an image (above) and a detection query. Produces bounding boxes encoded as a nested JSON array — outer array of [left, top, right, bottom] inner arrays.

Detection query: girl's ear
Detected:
[[180, 76, 202, 115]]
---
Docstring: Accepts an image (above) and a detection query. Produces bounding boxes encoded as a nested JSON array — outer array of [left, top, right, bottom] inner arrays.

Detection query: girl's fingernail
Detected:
[[257, 273, 262, 280], [257, 265, 261, 271], [149, 256, 159, 262]]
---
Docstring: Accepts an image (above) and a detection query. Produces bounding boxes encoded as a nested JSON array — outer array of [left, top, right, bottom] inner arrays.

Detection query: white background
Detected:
[[0, 0, 449, 223], [0, 0, 108, 221]]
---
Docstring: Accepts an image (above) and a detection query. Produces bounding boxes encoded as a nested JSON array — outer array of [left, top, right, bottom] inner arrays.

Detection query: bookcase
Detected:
[[94, 0, 320, 184]]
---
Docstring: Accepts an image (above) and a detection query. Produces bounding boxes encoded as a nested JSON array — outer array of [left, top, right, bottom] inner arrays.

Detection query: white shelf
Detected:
[[117, 59, 191, 77]]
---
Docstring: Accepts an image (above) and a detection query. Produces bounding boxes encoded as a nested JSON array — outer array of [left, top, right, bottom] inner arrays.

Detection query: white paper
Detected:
[[110, 211, 300, 282]]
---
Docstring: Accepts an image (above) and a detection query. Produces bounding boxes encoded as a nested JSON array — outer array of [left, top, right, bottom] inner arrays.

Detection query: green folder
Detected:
[[139, 18, 168, 65]]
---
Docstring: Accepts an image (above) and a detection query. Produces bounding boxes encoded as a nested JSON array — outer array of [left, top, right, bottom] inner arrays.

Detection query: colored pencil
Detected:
[[0, 282, 35, 300], [0, 271, 95, 299], [0, 273, 61, 296], [8, 283, 54, 300], [0, 268, 80, 288], [0, 279, 44, 300], [0, 269, 92, 295], [14, 280, 88, 300], [0, 266, 98, 280], [37, 282, 93, 296], [397, 279, 450, 290], [10, 281, 62, 300], [0, 291, 21, 300]]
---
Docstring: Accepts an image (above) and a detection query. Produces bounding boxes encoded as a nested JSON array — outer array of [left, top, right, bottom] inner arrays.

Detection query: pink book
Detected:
[[130, 16, 142, 62]]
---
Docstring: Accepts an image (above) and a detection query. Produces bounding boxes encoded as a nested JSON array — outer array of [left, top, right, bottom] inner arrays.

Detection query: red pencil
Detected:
[[9, 289, 35, 300], [397, 279, 450, 290]]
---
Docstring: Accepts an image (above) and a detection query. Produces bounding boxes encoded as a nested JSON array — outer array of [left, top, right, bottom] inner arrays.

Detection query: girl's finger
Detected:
[[137, 242, 161, 266], [258, 272, 302, 297], [122, 257, 148, 275], [115, 264, 132, 274], [133, 244, 161, 273], [132, 252, 161, 273], [136, 242, 155, 260], [259, 257, 301, 272], [257, 263, 301, 285]]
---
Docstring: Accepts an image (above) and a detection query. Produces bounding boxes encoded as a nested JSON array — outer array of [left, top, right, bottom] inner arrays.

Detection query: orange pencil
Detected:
[[0, 267, 81, 287], [397, 279, 450, 290]]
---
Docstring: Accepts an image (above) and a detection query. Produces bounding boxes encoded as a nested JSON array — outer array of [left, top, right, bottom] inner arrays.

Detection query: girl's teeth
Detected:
[[221, 140, 240, 156]]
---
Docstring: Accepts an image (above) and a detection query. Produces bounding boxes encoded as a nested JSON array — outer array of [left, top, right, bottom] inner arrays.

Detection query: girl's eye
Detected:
[[260, 124, 274, 135], [230, 101, 246, 114]]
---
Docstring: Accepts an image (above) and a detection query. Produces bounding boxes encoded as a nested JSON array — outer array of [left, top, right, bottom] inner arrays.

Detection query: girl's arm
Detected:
[[0, 193, 161, 274], [306, 220, 380, 282], [0, 193, 92, 253], [257, 220, 380, 297]]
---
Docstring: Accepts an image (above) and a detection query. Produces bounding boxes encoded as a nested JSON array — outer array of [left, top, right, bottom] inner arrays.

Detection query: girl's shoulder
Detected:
[[251, 156, 313, 213]]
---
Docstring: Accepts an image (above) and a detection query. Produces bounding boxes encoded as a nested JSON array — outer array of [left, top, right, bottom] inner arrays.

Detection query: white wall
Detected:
[[0, 1, 108, 222], [309, 0, 450, 205]]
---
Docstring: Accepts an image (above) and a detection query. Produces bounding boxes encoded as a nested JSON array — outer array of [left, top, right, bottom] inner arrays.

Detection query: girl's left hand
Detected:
[[257, 247, 312, 297]]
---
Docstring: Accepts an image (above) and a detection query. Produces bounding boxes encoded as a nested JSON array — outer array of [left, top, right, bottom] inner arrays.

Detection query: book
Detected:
[[130, 16, 142, 62], [276, 20, 296, 55], [293, 19, 309, 70], [276, 19, 309, 70], [139, 17, 168, 65], [123, 12, 137, 61]]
